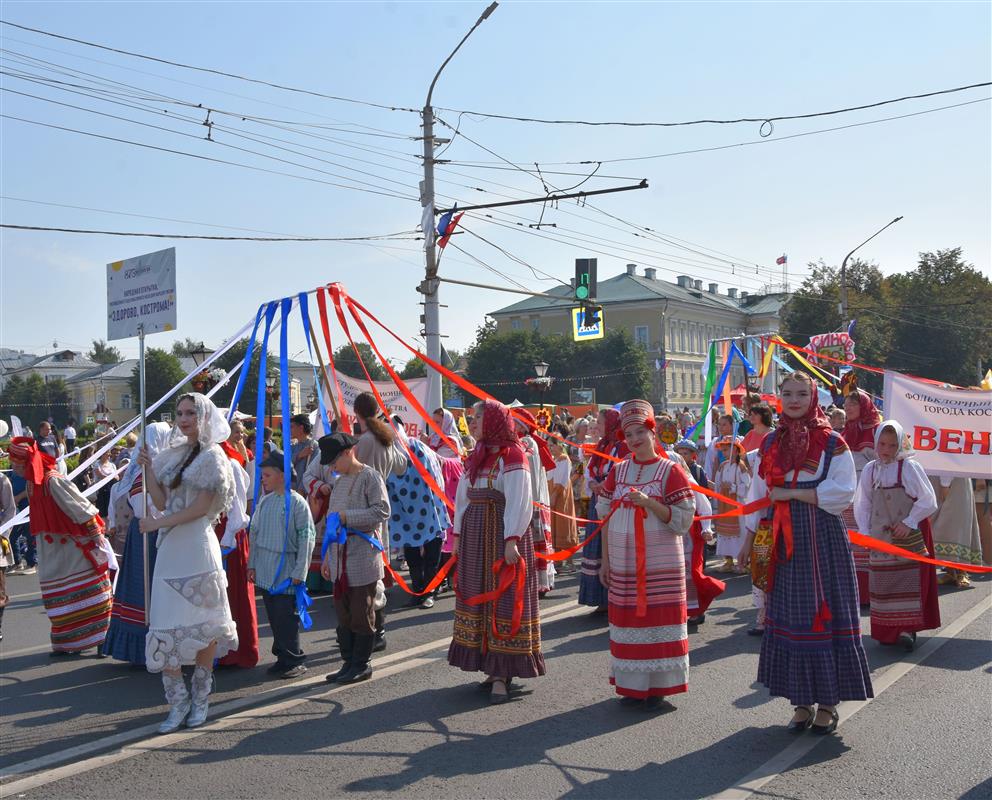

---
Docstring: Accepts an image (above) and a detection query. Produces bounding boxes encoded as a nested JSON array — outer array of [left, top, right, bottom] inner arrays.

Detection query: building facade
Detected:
[[489, 263, 790, 410]]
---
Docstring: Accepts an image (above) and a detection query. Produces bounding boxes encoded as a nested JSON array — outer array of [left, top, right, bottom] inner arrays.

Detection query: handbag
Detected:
[[750, 519, 774, 592]]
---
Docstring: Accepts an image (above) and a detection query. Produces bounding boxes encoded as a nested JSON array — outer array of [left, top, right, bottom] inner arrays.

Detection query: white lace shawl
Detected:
[[153, 443, 235, 529]]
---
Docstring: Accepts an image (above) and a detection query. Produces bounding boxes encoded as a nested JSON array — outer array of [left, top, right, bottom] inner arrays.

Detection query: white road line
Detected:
[[709, 592, 992, 800], [0, 599, 583, 794]]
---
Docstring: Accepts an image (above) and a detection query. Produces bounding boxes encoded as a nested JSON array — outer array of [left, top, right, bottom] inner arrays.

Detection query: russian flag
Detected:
[[775, 254, 787, 266], [437, 206, 463, 249]]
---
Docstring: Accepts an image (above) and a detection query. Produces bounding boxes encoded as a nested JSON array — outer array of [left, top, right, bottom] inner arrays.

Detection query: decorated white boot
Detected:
[[158, 672, 191, 734], [186, 666, 214, 729]]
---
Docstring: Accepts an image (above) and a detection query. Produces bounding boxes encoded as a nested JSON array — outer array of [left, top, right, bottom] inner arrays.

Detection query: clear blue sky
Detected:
[[2, 1, 989, 366]]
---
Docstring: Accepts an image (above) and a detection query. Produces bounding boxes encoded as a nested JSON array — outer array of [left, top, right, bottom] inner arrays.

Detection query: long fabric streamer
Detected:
[[298, 292, 331, 434], [252, 302, 278, 509]]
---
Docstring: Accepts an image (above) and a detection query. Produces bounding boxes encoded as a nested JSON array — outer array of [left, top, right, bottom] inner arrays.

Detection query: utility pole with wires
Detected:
[[420, 2, 500, 414]]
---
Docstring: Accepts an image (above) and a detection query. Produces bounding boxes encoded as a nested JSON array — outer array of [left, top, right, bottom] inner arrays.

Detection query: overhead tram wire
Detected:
[[0, 224, 422, 242], [0, 19, 421, 113]]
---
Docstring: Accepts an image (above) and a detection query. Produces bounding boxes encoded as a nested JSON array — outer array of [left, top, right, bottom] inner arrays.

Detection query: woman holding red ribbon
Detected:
[[740, 373, 872, 735], [579, 409, 629, 612], [448, 400, 542, 705], [842, 389, 883, 604], [598, 400, 696, 708]]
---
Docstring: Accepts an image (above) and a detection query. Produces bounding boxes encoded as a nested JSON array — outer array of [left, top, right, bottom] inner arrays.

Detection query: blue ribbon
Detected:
[[228, 304, 265, 422], [267, 297, 294, 594], [298, 292, 331, 434], [252, 301, 278, 509], [729, 341, 757, 376], [320, 511, 384, 563], [269, 578, 313, 630]]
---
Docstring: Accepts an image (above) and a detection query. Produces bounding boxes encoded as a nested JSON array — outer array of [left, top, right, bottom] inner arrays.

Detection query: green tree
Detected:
[[887, 248, 992, 385], [170, 337, 205, 359], [130, 348, 187, 421], [208, 338, 278, 416], [88, 339, 122, 365], [331, 343, 389, 382], [0, 373, 71, 429]]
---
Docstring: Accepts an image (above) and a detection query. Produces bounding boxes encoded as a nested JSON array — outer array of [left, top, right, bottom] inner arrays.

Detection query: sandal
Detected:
[[787, 705, 814, 733], [811, 706, 839, 735]]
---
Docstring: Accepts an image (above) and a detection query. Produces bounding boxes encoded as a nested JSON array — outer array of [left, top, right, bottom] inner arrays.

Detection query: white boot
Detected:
[[186, 666, 214, 728], [158, 672, 191, 734]]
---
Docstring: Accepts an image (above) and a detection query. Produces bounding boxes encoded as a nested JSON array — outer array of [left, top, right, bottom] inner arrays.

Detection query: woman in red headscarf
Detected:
[[842, 389, 882, 604], [738, 373, 872, 735], [7, 437, 114, 655], [448, 400, 543, 705], [579, 408, 629, 611]]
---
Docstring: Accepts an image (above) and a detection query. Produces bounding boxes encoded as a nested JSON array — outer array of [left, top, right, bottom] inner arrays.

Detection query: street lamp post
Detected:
[[421, 2, 499, 415], [533, 360, 551, 410], [189, 342, 212, 367], [839, 216, 903, 320], [265, 374, 276, 429]]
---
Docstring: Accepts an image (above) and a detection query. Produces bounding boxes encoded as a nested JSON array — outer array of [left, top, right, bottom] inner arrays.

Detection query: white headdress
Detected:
[[167, 392, 232, 450]]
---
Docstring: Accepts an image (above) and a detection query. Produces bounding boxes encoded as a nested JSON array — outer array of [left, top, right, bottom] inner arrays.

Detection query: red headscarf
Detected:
[[7, 436, 56, 486], [842, 389, 882, 452], [512, 408, 556, 472], [588, 408, 622, 475], [464, 400, 525, 482], [763, 378, 834, 477]]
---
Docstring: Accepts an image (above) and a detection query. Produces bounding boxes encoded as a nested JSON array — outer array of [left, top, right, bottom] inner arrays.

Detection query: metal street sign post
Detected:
[[107, 246, 177, 624]]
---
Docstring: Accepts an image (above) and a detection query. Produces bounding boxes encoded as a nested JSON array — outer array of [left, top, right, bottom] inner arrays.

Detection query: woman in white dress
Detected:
[[138, 393, 238, 734]]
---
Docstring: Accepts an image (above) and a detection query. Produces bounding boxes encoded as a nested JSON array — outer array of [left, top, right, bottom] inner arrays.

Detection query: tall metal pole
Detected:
[[839, 216, 903, 319], [138, 324, 150, 622], [421, 2, 499, 415]]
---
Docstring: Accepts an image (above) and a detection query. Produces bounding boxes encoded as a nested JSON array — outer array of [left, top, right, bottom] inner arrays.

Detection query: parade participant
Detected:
[[0, 470, 15, 641], [387, 417, 449, 609], [742, 403, 773, 453], [570, 419, 593, 522], [547, 436, 578, 570], [702, 414, 735, 479], [319, 432, 390, 685], [425, 408, 464, 592], [842, 389, 882, 604], [598, 400, 695, 707], [139, 393, 238, 734], [448, 400, 541, 704], [929, 476, 983, 588], [102, 422, 172, 665], [579, 409, 629, 612], [8, 437, 115, 656], [674, 439, 708, 489], [302, 445, 337, 593], [352, 392, 407, 650], [829, 408, 846, 433], [512, 409, 555, 595], [711, 436, 751, 574], [290, 414, 318, 491], [853, 420, 939, 651], [739, 372, 871, 735], [248, 452, 316, 679], [427, 408, 463, 459], [215, 424, 257, 669]]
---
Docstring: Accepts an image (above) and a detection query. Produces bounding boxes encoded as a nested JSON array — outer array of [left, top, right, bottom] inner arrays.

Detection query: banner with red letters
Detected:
[[808, 331, 855, 366], [883, 370, 992, 478]]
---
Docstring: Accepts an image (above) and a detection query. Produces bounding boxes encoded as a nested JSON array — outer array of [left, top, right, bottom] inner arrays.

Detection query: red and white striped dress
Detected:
[[599, 457, 696, 699]]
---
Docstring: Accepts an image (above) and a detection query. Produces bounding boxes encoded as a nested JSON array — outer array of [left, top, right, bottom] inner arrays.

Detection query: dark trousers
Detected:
[[333, 582, 377, 636], [404, 537, 443, 593], [262, 592, 305, 667], [11, 524, 35, 567]]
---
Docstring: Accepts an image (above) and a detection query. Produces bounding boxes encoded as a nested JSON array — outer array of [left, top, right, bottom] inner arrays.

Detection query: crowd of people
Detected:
[[1, 376, 989, 736]]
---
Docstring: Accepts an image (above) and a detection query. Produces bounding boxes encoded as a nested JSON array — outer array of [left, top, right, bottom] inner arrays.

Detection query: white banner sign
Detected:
[[107, 247, 177, 341], [883, 370, 992, 478], [317, 373, 430, 439]]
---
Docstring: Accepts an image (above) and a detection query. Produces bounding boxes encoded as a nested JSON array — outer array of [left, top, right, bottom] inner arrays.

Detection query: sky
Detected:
[[1, 1, 989, 369]]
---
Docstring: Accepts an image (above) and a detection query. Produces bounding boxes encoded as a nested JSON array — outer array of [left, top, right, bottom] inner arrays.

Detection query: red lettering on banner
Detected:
[[938, 429, 963, 454], [962, 429, 991, 456], [914, 426, 937, 451]]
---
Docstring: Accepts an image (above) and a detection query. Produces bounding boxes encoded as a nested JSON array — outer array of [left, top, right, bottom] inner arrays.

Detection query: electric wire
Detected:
[[0, 223, 421, 242]]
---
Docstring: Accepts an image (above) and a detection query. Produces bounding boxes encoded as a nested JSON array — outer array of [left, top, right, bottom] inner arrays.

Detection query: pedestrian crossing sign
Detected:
[[572, 306, 605, 341]]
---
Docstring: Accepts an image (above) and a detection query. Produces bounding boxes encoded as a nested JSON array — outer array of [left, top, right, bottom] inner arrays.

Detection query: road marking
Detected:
[[0, 599, 583, 794], [709, 592, 992, 800]]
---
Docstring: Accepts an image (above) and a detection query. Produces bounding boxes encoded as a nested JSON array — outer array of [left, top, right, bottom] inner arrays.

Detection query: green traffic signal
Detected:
[[575, 285, 590, 300]]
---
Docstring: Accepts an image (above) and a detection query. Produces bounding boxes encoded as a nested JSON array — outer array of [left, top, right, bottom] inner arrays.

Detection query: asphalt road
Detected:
[[1, 563, 989, 800]]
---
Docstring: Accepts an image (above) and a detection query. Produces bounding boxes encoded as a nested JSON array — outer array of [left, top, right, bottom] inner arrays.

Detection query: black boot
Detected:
[[325, 626, 354, 683], [373, 609, 386, 652], [338, 634, 374, 684]]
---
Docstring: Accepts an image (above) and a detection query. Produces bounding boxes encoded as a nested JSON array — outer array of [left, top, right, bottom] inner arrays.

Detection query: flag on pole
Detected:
[[437, 206, 463, 249], [775, 254, 787, 266]]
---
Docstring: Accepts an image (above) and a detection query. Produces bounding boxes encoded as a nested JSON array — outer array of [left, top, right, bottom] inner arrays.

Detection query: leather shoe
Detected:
[[787, 706, 814, 733]]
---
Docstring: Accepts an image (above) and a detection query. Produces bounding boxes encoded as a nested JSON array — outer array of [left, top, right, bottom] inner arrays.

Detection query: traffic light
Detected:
[[574, 258, 597, 302]]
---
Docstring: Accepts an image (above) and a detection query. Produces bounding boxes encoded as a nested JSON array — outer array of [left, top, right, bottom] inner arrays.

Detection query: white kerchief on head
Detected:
[[167, 392, 232, 450]]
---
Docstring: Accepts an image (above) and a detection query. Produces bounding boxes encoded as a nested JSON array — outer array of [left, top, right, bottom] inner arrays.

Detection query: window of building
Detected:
[[681, 372, 687, 396], [531, 317, 540, 331], [510, 319, 522, 330], [690, 372, 697, 395], [670, 321, 678, 352], [680, 325, 686, 352], [121, 394, 132, 409], [634, 325, 649, 349]]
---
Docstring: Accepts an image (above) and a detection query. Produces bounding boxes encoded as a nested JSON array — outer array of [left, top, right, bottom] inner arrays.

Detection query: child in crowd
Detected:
[[712, 436, 751, 573], [674, 439, 709, 489]]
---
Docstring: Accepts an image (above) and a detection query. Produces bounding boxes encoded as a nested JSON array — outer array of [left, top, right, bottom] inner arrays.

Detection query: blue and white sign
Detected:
[[571, 306, 604, 341]]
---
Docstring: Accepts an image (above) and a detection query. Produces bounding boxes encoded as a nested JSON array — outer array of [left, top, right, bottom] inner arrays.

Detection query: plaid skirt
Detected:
[[759, 500, 874, 706], [578, 502, 608, 607]]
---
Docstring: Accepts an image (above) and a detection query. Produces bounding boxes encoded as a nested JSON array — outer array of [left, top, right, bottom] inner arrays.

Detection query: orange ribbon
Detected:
[[462, 557, 527, 640], [383, 553, 458, 596], [633, 505, 648, 617]]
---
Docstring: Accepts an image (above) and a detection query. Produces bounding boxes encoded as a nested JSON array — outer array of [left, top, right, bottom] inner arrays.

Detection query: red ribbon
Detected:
[[633, 505, 648, 617], [534, 504, 619, 562], [462, 557, 526, 640], [382, 553, 458, 596]]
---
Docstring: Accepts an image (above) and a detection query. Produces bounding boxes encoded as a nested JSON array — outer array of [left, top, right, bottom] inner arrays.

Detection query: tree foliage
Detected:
[[129, 348, 187, 421], [331, 343, 389, 382], [0, 374, 71, 429], [87, 339, 122, 365], [465, 328, 651, 406], [207, 338, 278, 415], [170, 337, 205, 359]]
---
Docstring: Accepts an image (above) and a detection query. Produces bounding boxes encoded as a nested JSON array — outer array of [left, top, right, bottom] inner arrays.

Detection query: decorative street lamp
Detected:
[[306, 386, 318, 413], [189, 342, 212, 367], [526, 360, 554, 414]]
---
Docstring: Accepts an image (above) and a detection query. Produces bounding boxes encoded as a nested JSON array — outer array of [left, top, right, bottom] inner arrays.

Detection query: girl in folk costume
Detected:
[[739, 373, 872, 735], [842, 389, 882, 604], [853, 421, 939, 651], [711, 436, 751, 574], [8, 437, 116, 655], [448, 400, 543, 705], [570, 418, 593, 523], [101, 423, 172, 665], [598, 400, 696, 707], [547, 436, 579, 570], [579, 409, 629, 611], [215, 421, 258, 668], [513, 409, 556, 594], [138, 393, 238, 734], [929, 476, 983, 588], [425, 408, 465, 587]]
